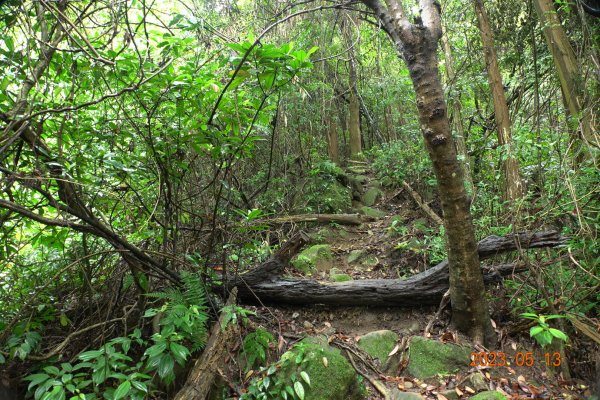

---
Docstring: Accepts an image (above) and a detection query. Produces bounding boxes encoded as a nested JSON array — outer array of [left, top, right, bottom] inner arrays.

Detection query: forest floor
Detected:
[[227, 164, 594, 400]]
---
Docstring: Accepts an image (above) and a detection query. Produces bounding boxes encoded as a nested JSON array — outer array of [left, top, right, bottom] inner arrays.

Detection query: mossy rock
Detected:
[[352, 175, 369, 184], [357, 330, 398, 362], [361, 187, 384, 207], [406, 337, 471, 379], [347, 166, 368, 175], [291, 245, 333, 274], [348, 249, 366, 264], [277, 337, 365, 400], [358, 206, 385, 218], [347, 250, 379, 270], [470, 391, 508, 400], [311, 227, 350, 243], [331, 273, 353, 282], [390, 390, 426, 400]]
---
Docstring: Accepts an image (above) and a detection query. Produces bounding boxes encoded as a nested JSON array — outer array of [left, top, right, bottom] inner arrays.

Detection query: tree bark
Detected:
[[532, 0, 599, 155], [327, 114, 340, 163], [473, 0, 524, 201], [255, 213, 363, 226], [341, 13, 363, 158], [361, 0, 493, 344], [174, 289, 239, 400]]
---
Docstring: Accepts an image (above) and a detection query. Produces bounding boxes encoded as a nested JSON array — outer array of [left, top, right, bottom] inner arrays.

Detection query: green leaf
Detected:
[[530, 326, 544, 337], [78, 350, 104, 361], [157, 354, 175, 379], [169, 342, 190, 364], [24, 373, 50, 390], [293, 381, 305, 400], [113, 380, 131, 400], [300, 371, 310, 386], [549, 328, 568, 341]]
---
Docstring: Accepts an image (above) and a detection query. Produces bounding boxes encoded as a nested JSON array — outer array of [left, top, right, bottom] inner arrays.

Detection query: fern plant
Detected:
[[145, 271, 209, 351], [242, 327, 275, 372]]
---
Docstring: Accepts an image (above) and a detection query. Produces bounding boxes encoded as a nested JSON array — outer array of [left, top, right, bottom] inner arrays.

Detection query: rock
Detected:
[[277, 337, 365, 400], [348, 249, 365, 264], [470, 391, 508, 400], [390, 389, 426, 399], [331, 273, 353, 282], [361, 187, 384, 206], [406, 337, 471, 379], [403, 382, 414, 389], [357, 330, 399, 362], [439, 389, 459, 400], [467, 372, 488, 391], [291, 244, 333, 274], [358, 206, 386, 218], [347, 250, 379, 270]]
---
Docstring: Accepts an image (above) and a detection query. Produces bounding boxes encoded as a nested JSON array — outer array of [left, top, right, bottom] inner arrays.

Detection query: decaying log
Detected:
[[174, 288, 238, 400], [236, 231, 567, 307], [256, 213, 362, 226], [401, 180, 443, 225]]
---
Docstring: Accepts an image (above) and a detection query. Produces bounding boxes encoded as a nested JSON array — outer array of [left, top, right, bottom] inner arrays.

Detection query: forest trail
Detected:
[[230, 162, 591, 400], [266, 160, 439, 335]]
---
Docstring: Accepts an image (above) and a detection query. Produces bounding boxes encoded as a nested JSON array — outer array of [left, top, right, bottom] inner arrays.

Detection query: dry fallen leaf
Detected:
[[465, 386, 476, 394], [455, 387, 464, 396], [437, 394, 449, 400], [388, 344, 400, 357], [322, 357, 328, 367], [518, 375, 526, 384], [244, 370, 254, 381]]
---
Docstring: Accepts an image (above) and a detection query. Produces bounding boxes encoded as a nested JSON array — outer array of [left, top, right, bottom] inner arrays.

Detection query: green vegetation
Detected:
[[0, 0, 598, 397]]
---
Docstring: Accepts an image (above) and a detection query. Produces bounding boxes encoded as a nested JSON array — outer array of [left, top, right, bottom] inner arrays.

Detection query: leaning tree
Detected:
[[359, 0, 495, 345]]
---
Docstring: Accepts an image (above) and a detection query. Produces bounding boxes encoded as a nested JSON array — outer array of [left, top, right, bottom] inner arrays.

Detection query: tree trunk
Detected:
[[342, 13, 362, 158], [532, 0, 599, 156], [327, 114, 340, 163], [474, 0, 524, 201], [440, 23, 474, 195], [361, 0, 493, 345]]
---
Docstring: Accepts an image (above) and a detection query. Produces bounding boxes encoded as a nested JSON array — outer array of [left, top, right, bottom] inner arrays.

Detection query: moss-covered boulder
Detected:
[[470, 391, 508, 400], [291, 245, 333, 274], [406, 337, 471, 379], [278, 337, 365, 400], [361, 187, 384, 207], [390, 390, 425, 400], [358, 206, 386, 218], [357, 330, 398, 362]]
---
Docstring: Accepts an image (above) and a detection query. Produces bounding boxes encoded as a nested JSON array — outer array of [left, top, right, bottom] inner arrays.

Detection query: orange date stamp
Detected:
[[470, 351, 562, 367]]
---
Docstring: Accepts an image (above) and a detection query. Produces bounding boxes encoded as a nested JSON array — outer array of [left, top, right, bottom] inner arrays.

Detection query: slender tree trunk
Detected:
[[441, 23, 474, 195], [474, 0, 524, 201], [361, 0, 494, 345], [532, 0, 598, 156], [342, 13, 362, 158], [327, 114, 339, 163]]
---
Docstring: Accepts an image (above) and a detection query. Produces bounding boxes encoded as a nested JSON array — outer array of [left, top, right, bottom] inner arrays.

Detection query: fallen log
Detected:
[[401, 180, 443, 225], [255, 213, 362, 226], [236, 231, 567, 307], [226, 231, 310, 287], [174, 288, 238, 400]]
